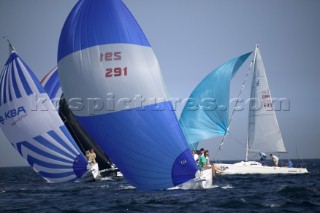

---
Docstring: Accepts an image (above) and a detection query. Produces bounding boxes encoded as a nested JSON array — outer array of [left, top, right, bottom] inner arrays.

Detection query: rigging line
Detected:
[[214, 149, 234, 162], [60, 113, 86, 153], [295, 143, 305, 166], [217, 55, 255, 151], [228, 132, 247, 147], [289, 127, 305, 166]]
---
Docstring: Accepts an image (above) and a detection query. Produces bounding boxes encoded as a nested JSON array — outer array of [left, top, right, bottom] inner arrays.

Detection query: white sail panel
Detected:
[[58, 44, 168, 116], [248, 47, 286, 153]]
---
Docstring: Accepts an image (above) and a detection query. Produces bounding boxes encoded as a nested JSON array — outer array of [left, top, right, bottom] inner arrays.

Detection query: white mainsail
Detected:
[[247, 46, 286, 153]]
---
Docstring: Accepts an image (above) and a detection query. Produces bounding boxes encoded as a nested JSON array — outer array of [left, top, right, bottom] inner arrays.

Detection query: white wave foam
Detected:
[[221, 184, 233, 189]]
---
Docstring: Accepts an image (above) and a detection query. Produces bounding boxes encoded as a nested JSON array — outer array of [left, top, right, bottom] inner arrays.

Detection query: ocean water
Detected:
[[0, 159, 319, 213]]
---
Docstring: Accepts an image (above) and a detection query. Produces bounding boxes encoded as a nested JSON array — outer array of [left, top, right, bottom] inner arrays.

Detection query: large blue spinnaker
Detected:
[[58, 0, 197, 190], [179, 52, 252, 146]]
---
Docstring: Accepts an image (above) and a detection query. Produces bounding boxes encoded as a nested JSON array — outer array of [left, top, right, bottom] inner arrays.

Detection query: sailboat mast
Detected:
[[245, 44, 259, 162], [3, 37, 16, 53]]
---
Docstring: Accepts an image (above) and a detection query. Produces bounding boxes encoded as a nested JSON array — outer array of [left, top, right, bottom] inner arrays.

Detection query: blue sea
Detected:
[[1, 159, 319, 212]]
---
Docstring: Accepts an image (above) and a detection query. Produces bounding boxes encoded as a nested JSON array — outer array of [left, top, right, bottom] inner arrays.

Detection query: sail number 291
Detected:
[[100, 51, 128, 78], [105, 67, 127, 77]]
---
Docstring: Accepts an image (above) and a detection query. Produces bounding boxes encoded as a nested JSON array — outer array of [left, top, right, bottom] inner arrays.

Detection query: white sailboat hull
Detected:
[[216, 161, 308, 175], [177, 168, 213, 189], [79, 163, 100, 182]]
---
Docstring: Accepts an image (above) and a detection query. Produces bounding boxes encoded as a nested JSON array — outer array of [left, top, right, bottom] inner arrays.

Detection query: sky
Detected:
[[0, 0, 319, 167]]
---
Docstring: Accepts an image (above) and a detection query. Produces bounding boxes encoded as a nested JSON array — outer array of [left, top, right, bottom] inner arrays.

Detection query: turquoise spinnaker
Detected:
[[179, 52, 252, 147]]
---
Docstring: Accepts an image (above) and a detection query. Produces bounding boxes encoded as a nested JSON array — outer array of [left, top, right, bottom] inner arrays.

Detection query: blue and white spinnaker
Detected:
[[0, 51, 88, 183], [40, 66, 61, 101], [58, 0, 197, 190]]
